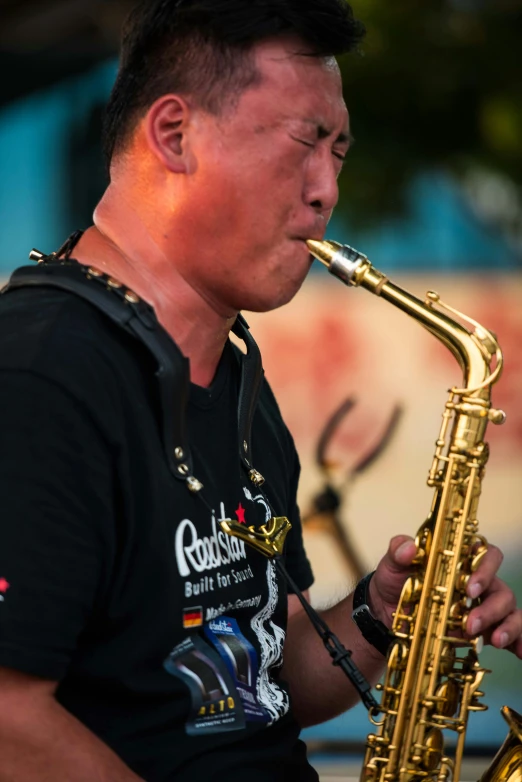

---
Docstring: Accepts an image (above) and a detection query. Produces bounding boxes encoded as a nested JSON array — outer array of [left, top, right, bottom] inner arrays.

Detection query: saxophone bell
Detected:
[[478, 707, 522, 782]]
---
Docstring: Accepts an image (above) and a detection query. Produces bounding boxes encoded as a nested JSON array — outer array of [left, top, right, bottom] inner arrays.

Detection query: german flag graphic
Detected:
[[183, 607, 203, 629]]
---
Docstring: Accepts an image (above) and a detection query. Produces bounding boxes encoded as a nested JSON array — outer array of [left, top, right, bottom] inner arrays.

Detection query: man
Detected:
[[0, 1, 520, 780]]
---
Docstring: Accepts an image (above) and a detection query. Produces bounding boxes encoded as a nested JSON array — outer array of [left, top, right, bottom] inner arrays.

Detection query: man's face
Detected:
[[170, 37, 350, 315]]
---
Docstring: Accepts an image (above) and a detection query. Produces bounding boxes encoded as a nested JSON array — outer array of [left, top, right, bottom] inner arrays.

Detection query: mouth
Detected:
[[295, 230, 326, 246], [295, 239, 315, 255], [293, 240, 318, 270], [296, 225, 326, 242]]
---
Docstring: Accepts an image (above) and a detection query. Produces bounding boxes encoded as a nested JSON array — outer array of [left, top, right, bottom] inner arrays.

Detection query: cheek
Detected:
[[186, 146, 307, 241], [182, 175, 243, 236], [202, 162, 259, 212], [252, 157, 308, 226]]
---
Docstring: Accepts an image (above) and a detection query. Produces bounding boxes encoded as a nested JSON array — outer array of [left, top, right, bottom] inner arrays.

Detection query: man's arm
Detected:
[[283, 587, 386, 728], [0, 372, 139, 778], [0, 667, 144, 782], [283, 535, 522, 728]]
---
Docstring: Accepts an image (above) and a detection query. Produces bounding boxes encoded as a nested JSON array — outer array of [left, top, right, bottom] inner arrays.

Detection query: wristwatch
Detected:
[[352, 571, 393, 657]]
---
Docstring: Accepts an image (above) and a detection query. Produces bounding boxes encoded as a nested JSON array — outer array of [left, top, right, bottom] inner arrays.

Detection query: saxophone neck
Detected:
[[306, 239, 503, 403]]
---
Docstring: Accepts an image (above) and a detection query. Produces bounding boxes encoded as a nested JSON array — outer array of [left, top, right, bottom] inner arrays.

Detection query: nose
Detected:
[[304, 151, 340, 217]]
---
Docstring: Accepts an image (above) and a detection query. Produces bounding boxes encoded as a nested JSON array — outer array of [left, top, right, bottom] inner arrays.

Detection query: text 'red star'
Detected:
[[0, 579, 10, 594], [235, 503, 246, 524]]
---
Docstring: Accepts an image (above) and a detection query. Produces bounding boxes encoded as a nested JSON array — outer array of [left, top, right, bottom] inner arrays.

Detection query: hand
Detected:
[[368, 534, 522, 659]]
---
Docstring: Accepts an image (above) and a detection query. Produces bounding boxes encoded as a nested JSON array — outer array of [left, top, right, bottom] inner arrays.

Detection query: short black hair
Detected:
[[103, 0, 365, 168]]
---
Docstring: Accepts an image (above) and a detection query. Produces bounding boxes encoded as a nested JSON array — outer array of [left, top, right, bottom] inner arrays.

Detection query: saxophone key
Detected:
[[421, 728, 444, 772], [455, 571, 469, 590], [449, 602, 464, 619], [436, 761, 453, 782], [433, 679, 460, 718], [465, 518, 480, 534], [488, 408, 506, 425], [400, 576, 423, 603], [468, 702, 488, 712], [439, 643, 456, 676], [388, 641, 408, 666], [471, 543, 488, 572], [439, 635, 466, 644]]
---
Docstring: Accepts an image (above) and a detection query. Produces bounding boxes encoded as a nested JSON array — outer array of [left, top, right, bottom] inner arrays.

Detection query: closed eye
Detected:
[[292, 136, 346, 160], [291, 136, 315, 149], [291, 135, 347, 170]]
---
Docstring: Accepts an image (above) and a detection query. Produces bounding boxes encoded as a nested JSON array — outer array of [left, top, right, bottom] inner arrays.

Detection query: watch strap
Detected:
[[352, 571, 393, 657]]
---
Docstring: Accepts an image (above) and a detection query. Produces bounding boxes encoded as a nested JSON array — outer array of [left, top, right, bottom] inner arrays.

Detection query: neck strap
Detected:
[[4, 235, 265, 494], [231, 314, 265, 484]]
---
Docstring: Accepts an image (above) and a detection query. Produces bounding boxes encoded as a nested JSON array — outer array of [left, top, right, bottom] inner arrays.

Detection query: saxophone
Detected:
[[306, 239, 522, 782]]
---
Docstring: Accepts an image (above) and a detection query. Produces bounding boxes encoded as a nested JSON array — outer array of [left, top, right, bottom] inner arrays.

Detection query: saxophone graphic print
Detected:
[[243, 486, 289, 725]]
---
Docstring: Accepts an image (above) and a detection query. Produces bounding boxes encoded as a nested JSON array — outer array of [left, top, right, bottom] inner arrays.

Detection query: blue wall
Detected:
[[330, 173, 520, 271], [0, 61, 117, 271]]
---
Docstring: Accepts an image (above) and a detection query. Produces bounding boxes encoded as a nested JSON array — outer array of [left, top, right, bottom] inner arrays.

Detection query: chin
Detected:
[[225, 244, 312, 313], [239, 276, 308, 314]]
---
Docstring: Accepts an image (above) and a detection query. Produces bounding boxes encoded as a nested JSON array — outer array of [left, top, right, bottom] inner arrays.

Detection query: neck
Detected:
[[72, 189, 236, 387]]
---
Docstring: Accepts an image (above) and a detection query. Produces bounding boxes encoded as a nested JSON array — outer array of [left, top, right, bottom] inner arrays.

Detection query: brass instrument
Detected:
[[306, 239, 522, 782]]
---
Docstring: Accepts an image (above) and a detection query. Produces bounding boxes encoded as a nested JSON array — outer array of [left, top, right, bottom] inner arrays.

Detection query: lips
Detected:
[[295, 227, 327, 243]]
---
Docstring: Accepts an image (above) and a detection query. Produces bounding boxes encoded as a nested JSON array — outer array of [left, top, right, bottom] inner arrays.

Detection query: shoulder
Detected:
[[0, 283, 154, 430]]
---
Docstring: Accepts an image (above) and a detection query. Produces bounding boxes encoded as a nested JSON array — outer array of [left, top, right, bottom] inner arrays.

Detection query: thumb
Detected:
[[372, 535, 417, 608], [389, 535, 418, 569]]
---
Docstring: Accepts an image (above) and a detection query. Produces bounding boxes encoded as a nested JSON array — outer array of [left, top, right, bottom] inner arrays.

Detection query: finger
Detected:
[[509, 633, 522, 660], [387, 535, 417, 570], [372, 536, 417, 609], [466, 577, 517, 636], [489, 609, 522, 651], [467, 544, 503, 599]]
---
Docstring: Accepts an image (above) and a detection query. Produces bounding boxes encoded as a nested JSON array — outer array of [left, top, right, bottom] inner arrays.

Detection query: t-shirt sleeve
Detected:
[[284, 440, 314, 594], [0, 371, 115, 680]]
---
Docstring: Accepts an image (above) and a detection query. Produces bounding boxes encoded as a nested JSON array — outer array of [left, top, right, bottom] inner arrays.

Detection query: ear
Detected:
[[144, 95, 194, 174]]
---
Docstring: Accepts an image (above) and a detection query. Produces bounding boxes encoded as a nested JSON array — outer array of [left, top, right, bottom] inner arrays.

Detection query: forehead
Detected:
[[243, 37, 348, 127]]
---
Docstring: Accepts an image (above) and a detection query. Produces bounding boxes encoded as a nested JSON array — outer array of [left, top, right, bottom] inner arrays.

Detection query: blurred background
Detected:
[[1, 0, 521, 778]]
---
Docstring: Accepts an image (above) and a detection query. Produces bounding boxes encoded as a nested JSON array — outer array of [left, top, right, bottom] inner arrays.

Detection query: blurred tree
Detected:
[[338, 0, 522, 239]]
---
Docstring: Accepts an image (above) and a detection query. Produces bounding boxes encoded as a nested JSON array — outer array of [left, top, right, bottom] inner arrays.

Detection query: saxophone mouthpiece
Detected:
[[306, 239, 371, 288], [306, 239, 342, 268]]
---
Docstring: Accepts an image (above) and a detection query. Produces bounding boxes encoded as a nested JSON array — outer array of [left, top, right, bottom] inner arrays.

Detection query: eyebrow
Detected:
[[317, 125, 354, 146], [300, 118, 353, 146]]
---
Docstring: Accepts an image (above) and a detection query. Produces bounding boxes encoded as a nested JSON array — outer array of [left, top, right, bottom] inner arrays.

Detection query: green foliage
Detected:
[[338, 0, 522, 225]]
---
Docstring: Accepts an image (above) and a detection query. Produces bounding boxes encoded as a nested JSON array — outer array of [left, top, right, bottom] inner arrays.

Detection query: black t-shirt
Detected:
[[0, 284, 316, 781]]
